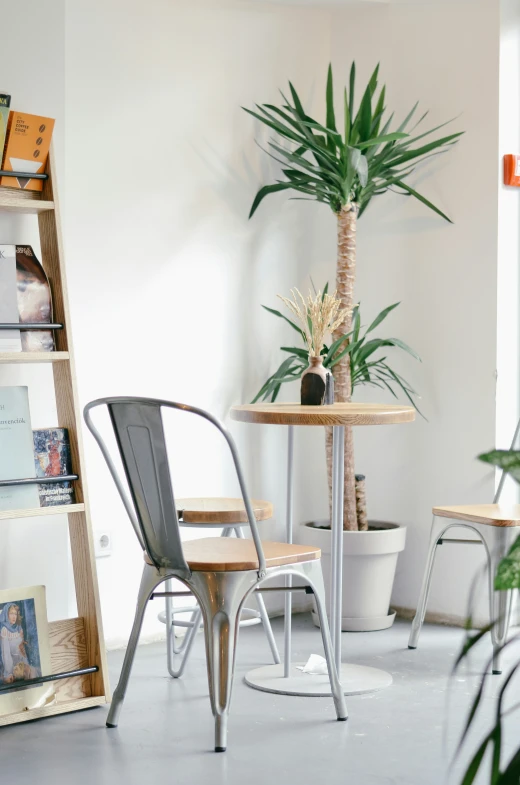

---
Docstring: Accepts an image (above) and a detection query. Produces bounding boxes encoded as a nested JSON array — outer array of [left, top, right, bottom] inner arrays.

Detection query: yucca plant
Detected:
[[253, 296, 422, 415], [245, 62, 462, 530], [454, 448, 520, 784]]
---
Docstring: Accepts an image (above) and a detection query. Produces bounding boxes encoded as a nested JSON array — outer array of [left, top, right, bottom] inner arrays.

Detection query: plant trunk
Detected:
[[326, 204, 358, 531]]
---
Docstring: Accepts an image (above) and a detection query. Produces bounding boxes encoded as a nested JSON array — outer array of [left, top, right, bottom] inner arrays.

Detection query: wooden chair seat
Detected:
[[177, 497, 273, 524], [144, 538, 320, 571], [433, 504, 520, 527]]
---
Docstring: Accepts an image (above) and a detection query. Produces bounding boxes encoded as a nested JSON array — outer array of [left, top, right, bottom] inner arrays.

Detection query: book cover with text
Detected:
[[33, 428, 75, 507]]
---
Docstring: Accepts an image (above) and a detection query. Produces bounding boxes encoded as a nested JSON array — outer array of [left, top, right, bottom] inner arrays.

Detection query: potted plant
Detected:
[[255, 290, 422, 629], [245, 63, 462, 630], [454, 448, 520, 784]]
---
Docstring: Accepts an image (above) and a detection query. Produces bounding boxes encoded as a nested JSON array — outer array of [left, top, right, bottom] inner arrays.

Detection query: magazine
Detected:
[[0, 386, 40, 510], [33, 428, 75, 507], [16, 246, 54, 352]]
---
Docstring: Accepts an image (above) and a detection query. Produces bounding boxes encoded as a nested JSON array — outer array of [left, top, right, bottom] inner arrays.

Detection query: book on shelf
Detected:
[[0, 93, 11, 165], [0, 386, 40, 511], [16, 246, 54, 352], [0, 245, 22, 353], [33, 428, 75, 507], [0, 584, 55, 716], [0, 245, 54, 353], [0, 111, 55, 192]]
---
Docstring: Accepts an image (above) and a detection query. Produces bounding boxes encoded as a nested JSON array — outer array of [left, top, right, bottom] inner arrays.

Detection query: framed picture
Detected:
[[0, 585, 54, 716]]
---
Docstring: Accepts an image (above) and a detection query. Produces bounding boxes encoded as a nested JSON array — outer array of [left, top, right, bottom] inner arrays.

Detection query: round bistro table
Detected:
[[230, 402, 415, 696]]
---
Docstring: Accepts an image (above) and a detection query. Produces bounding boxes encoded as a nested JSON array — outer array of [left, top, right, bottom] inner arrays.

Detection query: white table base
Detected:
[[245, 662, 393, 697]]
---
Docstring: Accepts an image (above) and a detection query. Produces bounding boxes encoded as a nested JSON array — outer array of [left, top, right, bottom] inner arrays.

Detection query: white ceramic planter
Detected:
[[300, 520, 406, 632]]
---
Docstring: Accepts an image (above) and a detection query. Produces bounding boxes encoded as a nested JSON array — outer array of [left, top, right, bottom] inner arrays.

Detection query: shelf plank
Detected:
[[0, 351, 69, 364], [0, 188, 54, 214], [0, 695, 107, 727], [0, 503, 85, 521]]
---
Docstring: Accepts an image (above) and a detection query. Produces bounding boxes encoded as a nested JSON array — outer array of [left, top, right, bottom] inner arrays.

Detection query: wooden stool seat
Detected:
[[177, 497, 273, 524], [144, 538, 320, 571], [433, 504, 520, 527]]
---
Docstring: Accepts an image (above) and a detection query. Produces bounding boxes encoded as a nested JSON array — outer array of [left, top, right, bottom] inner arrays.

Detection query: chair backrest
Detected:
[[493, 417, 520, 504], [83, 396, 267, 577]]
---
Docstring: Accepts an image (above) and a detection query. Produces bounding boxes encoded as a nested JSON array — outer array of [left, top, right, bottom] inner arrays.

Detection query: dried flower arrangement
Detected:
[[278, 288, 348, 359]]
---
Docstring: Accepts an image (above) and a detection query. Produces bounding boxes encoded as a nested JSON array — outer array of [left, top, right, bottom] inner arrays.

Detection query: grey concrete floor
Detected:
[[2, 615, 519, 785]]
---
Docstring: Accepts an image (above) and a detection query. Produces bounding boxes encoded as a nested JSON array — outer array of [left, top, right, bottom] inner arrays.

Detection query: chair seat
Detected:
[[177, 497, 273, 524], [144, 538, 320, 571], [433, 504, 520, 527]]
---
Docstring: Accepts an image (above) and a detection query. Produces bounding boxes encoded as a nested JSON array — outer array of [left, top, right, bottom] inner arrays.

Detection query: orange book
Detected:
[[1, 112, 55, 192]]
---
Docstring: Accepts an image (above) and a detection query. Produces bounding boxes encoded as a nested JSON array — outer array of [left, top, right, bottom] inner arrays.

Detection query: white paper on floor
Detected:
[[295, 654, 328, 675]]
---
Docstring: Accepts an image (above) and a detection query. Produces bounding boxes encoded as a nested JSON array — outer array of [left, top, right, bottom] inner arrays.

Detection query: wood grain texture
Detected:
[[0, 503, 85, 521], [0, 696, 106, 727], [0, 351, 69, 364], [177, 497, 273, 524], [49, 617, 90, 702], [38, 147, 110, 702], [230, 402, 416, 426], [0, 186, 54, 214], [181, 537, 320, 571], [434, 504, 520, 527]]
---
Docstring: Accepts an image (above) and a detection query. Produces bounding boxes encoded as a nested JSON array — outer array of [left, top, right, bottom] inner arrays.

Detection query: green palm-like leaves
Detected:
[[252, 298, 422, 413], [245, 63, 463, 220]]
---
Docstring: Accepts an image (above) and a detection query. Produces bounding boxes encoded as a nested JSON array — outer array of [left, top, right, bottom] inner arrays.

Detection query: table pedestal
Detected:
[[245, 663, 392, 696]]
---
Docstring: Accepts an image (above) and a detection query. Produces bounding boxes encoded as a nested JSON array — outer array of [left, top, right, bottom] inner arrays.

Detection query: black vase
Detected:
[[301, 356, 334, 405]]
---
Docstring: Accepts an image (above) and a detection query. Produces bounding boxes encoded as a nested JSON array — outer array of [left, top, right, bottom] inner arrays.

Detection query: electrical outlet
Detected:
[[95, 531, 112, 558]]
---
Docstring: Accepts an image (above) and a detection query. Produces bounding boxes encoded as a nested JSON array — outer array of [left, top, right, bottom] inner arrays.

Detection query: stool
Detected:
[[159, 497, 281, 677]]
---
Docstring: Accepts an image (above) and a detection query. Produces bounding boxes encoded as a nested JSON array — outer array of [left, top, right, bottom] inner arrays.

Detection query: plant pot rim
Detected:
[[303, 520, 406, 534]]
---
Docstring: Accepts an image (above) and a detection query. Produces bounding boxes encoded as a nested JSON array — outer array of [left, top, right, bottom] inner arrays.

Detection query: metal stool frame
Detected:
[[408, 419, 520, 673], [84, 396, 347, 751], [163, 521, 280, 679]]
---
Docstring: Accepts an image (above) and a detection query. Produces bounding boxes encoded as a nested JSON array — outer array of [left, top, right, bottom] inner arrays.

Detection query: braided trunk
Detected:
[[326, 204, 359, 531]]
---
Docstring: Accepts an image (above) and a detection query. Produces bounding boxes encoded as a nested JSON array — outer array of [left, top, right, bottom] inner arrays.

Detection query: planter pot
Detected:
[[299, 520, 406, 632]]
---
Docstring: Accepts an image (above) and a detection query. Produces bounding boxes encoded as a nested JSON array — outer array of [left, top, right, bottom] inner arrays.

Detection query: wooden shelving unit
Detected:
[[0, 148, 109, 726]]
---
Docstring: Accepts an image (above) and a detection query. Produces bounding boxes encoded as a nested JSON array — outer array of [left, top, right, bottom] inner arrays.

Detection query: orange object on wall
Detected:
[[504, 154, 520, 187], [0, 112, 55, 192]]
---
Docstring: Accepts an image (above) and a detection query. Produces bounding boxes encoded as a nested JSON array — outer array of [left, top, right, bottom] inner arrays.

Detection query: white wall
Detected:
[[64, 0, 333, 647], [328, 0, 500, 623], [0, 0, 70, 621]]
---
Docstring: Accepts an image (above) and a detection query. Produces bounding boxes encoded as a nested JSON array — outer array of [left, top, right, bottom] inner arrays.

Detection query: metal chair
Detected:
[[84, 396, 347, 751], [159, 497, 280, 678], [408, 419, 520, 674]]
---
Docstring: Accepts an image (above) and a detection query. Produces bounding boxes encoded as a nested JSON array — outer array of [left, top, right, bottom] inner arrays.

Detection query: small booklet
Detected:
[[1, 112, 55, 192], [16, 246, 54, 352], [0, 386, 40, 511], [33, 428, 75, 507]]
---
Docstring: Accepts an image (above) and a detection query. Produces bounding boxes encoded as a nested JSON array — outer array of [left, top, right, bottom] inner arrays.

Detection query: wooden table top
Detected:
[[230, 402, 416, 426]]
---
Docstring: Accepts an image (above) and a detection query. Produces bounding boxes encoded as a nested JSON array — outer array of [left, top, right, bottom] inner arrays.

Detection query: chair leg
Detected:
[[234, 526, 281, 665], [305, 561, 348, 721], [409, 516, 443, 649], [107, 564, 160, 728], [190, 570, 257, 752]]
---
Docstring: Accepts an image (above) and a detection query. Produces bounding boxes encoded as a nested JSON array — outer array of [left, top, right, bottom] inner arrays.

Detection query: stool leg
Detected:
[[234, 526, 280, 664], [409, 516, 443, 649], [482, 527, 514, 674]]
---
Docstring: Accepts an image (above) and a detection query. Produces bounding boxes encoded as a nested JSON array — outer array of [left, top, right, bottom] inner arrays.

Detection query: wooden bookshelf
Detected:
[[0, 147, 110, 724]]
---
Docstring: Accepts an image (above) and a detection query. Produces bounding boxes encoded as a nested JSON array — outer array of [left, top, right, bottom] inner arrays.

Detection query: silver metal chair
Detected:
[[160, 497, 280, 678], [408, 419, 520, 674], [84, 396, 347, 751]]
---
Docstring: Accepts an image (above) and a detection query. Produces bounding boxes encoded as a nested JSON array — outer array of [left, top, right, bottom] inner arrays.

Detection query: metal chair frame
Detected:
[[408, 418, 520, 673], [84, 396, 347, 751]]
